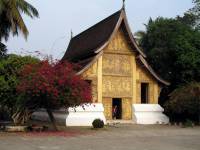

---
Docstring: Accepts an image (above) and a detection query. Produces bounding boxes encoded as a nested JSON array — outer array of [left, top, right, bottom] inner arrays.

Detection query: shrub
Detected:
[[92, 119, 104, 129], [0, 107, 10, 121], [165, 82, 200, 123], [184, 119, 194, 128]]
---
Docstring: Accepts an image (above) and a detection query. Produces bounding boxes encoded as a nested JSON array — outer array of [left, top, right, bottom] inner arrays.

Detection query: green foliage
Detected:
[[0, 105, 9, 121], [0, 54, 39, 118], [184, 119, 194, 128], [0, 0, 39, 40], [177, 0, 200, 30], [165, 82, 200, 122], [0, 42, 7, 58], [92, 119, 104, 129], [177, 13, 198, 28], [190, 0, 200, 20], [137, 2, 200, 122], [140, 17, 200, 89]]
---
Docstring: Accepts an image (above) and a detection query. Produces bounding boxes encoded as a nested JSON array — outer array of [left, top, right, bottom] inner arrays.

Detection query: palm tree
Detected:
[[134, 18, 153, 45], [0, 0, 39, 41], [134, 30, 146, 45]]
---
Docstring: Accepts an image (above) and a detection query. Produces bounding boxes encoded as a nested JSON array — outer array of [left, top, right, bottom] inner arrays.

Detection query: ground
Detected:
[[0, 125, 200, 150]]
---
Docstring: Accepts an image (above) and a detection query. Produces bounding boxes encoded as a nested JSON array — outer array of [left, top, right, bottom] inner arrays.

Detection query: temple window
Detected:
[[141, 83, 149, 104], [85, 80, 92, 85]]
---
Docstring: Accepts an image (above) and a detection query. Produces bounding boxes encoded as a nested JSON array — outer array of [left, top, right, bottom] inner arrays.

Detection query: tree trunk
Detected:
[[12, 109, 33, 125], [46, 109, 58, 131]]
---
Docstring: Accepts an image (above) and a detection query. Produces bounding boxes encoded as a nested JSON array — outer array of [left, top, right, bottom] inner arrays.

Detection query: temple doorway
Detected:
[[112, 98, 122, 120], [141, 83, 149, 104]]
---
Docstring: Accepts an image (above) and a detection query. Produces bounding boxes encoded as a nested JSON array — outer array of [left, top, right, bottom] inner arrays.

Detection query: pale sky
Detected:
[[5, 0, 193, 59]]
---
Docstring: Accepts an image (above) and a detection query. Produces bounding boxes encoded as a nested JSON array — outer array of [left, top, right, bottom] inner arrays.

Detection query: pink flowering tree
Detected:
[[16, 60, 92, 130]]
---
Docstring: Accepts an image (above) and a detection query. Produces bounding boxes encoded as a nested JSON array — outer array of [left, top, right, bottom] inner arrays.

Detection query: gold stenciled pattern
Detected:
[[122, 98, 132, 120], [136, 66, 158, 104], [102, 98, 112, 120], [103, 54, 132, 76], [102, 29, 133, 98], [106, 29, 132, 53], [136, 81, 141, 104], [91, 80, 98, 103], [102, 76, 132, 97], [82, 62, 98, 103], [82, 62, 97, 78], [79, 24, 163, 120]]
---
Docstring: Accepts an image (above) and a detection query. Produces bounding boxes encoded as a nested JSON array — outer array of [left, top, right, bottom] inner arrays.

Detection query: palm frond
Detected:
[[134, 30, 146, 38], [16, 0, 39, 18], [0, 0, 38, 40], [12, 7, 28, 38], [7, 0, 28, 38], [0, 0, 6, 15]]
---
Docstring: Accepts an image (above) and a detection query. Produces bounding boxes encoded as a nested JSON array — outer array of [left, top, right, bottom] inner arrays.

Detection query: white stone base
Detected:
[[132, 104, 169, 124], [66, 103, 106, 126], [32, 103, 106, 127], [32, 104, 169, 126]]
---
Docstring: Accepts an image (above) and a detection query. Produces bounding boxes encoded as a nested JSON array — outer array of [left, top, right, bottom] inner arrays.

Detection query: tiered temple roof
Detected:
[[62, 8, 169, 86]]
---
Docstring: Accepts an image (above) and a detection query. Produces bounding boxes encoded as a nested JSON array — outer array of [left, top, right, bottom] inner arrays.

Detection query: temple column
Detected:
[[153, 84, 159, 104], [97, 55, 103, 103], [132, 55, 137, 104]]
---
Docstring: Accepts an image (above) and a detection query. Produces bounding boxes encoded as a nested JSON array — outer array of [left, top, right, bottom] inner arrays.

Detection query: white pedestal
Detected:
[[132, 104, 169, 124], [66, 103, 106, 126], [32, 103, 106, 127]]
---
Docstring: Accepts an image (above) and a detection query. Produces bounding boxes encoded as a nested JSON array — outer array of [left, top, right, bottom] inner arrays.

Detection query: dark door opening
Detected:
[[112, 98, 122, 120], [141, 83, 149, 104]]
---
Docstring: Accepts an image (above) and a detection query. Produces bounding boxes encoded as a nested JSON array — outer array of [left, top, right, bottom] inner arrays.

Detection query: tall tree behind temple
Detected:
[[177, 0, 200, 29], [137, 17, 200, 104], [190, 0, 200, 26], [135, 0, 200, 96], [0, 0, 39, 41]]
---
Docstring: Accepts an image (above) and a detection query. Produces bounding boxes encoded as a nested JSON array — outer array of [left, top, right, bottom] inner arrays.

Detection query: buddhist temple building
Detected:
[[62, 6, 169, 125]]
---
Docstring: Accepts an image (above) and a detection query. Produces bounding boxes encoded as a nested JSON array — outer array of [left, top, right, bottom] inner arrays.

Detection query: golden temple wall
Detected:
[[102, 28, 133, 97], [136, 66, 160, 104], [81, 27, 162, 120], [82, 61, 98, 103], [102, 28, 134, 120]]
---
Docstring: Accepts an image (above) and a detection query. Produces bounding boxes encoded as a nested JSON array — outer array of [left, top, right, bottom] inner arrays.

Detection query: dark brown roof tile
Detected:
[[62, 10, 121, 62]]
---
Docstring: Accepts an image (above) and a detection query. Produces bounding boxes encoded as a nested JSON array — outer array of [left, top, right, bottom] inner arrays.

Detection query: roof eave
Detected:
[[137, 55, 170, 86], [95, 9, 146, 58], [121, 9, 147, 58]]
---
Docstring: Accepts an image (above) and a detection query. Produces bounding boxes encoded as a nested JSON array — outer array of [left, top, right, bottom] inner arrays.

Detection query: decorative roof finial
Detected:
[[70, 29, 73, 39], [122, 0, 125, 9]]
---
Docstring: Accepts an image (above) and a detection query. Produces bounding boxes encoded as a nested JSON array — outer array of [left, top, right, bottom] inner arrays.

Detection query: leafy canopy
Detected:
[[139, 17, 200, 89], [0, 54, 39, 113], [177, 0, 200, 29]]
